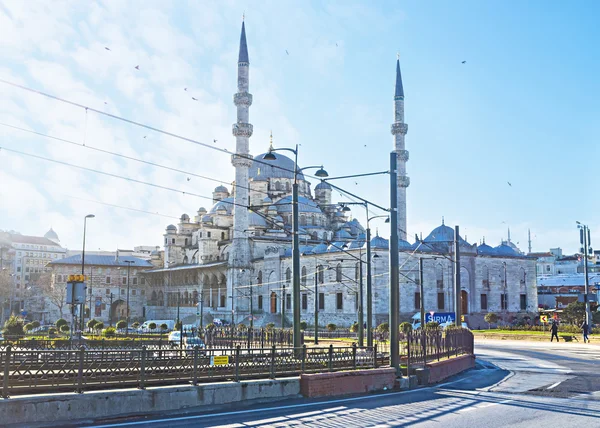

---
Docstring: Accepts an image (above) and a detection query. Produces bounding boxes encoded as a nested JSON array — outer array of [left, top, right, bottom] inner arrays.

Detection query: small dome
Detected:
[[249, 212, 268, 227], [494, 243, 520, 257], [335, 211, 345, 217], [315, 182, 332, 191], [477, 242, 496, 256], [166, 224, 177, 232], [44, 228, 59, 241], [327, 242, 347, 252], [181, 213, 190, 221], [276, 196, 322, 214], [209, 197, 234, 215], [300, 245, 314, 255], [370, 235, 389, 250], [349, 238, 366, 249], [201, 215, 212, 223], [262, 196, 272, 204], [398, 239, 412, 250], [424, 223, 468, 245], [214, 185, 229, 193], [313, 243, 328, 254], [150, 249, 160, 256], [334, 229, 353, 240], [198, 207, 207, 214]]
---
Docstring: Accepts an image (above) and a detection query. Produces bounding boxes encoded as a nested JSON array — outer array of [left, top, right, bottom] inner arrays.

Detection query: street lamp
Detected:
[[123, 260, 135, 328], [77, 214, 94, 338], [577, 221, 592, 327], [263, 143, 328, 349]]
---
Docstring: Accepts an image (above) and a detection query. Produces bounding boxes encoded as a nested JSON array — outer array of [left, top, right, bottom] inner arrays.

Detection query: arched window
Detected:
[[285, 182, 291, 192], [520, 269, 526, 288], [336, 264, 342, 282], [312, 232, 318, 241], [285, 267, 291, 283], [184, 291, 189, 305], [317, 265, 324, 284], [221, 232, 225, 240], [158, 291, 164, 305], [257, 271, 263, 285], [183, 256, 189, 264], [355, 263, 360, 281], [436, 264, 444, 290], [301, 266, 307, 285], [151, 290, 157, 303], [482, 265, 489, 288], [185, 238, 188, 246], [193, 290, 198, 304], [300, 215, 306, 226], [275, 181, 282, 191]]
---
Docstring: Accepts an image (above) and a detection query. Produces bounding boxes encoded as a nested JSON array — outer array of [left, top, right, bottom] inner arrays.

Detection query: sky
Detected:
[[0, 0, 599, 255]]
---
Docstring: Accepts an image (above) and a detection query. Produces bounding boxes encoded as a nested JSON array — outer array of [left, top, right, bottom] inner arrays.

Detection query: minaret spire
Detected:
[[238, 21, 249, 64], [391, 55, 409, 240], [528, 228, 532, 254]]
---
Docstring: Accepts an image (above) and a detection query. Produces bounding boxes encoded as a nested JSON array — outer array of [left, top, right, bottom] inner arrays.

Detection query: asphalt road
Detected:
[[88, 340, 600, 428]]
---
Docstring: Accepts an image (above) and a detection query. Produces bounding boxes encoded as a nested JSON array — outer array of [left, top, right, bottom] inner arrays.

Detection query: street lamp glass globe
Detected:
[[315, 168, 328, 178], [86, 214, 95, 219]]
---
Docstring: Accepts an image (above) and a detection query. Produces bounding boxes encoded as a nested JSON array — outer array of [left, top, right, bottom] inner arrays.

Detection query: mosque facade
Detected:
[[141, 22, 537, 328]]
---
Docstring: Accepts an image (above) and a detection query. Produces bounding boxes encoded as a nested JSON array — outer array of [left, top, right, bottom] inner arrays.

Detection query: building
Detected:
[[48, 254, 155, 323], [0, 228, 67, 320], [140, 21, 537, 328]]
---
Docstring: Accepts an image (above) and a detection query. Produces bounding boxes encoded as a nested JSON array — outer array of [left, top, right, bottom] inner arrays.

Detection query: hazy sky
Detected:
[[1, 0, 598, 254]]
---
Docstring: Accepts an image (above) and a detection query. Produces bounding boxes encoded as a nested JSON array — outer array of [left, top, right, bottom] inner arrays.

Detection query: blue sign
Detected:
[[20, 310, 27, 317], [426, 312, 455, 324]]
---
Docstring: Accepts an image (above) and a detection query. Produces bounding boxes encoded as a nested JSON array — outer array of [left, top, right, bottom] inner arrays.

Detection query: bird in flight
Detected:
[[187, 177, 191, 181], [336, 43, 338, 47], [104, 47, 111, 51], [461, 60, 466, 64], [192, 97, 198, 101], [213, 139, 217, 143], [134, 65, 140, 70], [507, 181, 512, 186], [184, 88, 187, 91], [104, 101, 107, 105], [143, 136, 147, 139], [285, 50, 289, 55]]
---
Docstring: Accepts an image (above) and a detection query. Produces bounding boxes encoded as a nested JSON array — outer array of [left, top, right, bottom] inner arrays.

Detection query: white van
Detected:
[[139, 320, 175, 332]]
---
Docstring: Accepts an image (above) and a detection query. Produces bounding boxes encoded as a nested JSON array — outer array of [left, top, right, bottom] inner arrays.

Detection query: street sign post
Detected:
[[540, 315, 548, 323]]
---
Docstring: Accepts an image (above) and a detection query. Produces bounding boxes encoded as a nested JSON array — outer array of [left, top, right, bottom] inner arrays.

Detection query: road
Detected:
[[89, 340, 600, 427]]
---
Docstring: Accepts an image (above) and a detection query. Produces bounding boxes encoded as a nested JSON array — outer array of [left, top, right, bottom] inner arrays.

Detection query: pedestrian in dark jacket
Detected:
[[551, 321, 559, 342], [581, 320, 589, 343]]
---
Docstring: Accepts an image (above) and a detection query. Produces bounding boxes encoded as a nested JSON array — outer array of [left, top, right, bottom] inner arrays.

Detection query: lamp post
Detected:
[[263, 144, 328, 349], [577, 222, 592, 327], [78, 214, 94, 339], [389, 152, 400, 374], [124, 260, 135, 329]]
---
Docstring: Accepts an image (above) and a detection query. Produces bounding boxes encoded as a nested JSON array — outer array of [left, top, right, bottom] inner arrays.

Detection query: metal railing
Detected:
[[0, 344, 378, 397]]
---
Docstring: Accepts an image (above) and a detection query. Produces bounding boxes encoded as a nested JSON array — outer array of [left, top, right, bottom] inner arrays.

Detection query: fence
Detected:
[[0, 344, 377, 397]]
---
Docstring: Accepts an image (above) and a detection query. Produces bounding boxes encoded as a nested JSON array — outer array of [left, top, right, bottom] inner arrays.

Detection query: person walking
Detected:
[[550, 320, 559, 342], [581, 320, 589, 343]]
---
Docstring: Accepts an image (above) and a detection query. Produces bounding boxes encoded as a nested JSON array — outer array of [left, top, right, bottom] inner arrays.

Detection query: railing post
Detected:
[[3, 345, 11, 399], [139, 346, 147, 389], [328, 344, 333, 372], [193, 346, 199, 386], [407, 331, 411, 375], [301, 344, 306, 373], [270, 345, 276, 379], [422, 329, 427, 366], [235, 345, 241, 382], [77, 345, 85, 394], [373, 344, 377, 368], [352, 343, 357, 370]]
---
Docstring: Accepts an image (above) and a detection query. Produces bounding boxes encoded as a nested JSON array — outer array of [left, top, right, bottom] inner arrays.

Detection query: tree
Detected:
[[160, 323, 168, 332], [563, 302, 586, 325], [116, 320, 127, 330], [484, 312, 499, 329], [300, 321, 307, 331], [350, 322, 359, 333], [174, 320, 182, 330], [55, 318, 68, 329], [425, 321, 440, 330], [43, 280, 67, 320], [24, 323, 33, 333], [59, 324, 70, 333], [148, 322, 157, 331], [0, 269, 12, 320], [399, 322, 413, 334], [132, 322, 140, 329], [31, 320, 40, 329], [265, 323, 275, 331], [326, 323, 337, 332], [3, 315, 24, 337], [102, 326, 116, 337], [87, 319, 98, 331], [377, 322, 389, 333], [94, 322, 104, 332]]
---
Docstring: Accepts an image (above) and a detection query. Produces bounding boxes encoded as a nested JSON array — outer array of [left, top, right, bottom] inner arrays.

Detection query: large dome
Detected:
[[44, 228, 59, 242], [423, 223, 468, 245], [249, 153, 305, 181], [276, 196, 322, 214]]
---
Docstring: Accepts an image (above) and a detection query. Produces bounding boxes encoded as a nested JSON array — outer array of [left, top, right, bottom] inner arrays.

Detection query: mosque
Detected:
[[142, 22, 538, 328]]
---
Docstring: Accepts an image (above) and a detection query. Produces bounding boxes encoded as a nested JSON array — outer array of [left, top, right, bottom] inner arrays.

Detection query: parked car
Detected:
[[182, 337, 206, 355], [30, 325, 53, 334]]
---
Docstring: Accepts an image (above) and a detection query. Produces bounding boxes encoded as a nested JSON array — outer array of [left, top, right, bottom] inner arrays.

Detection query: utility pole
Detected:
[[578, 223, 592, 326], [454, 225, 461, 327], [419, 257, 425, 328], [358, 248, 364, 347], [314, 266, 319, 345], [109, 292, 114, 327], [366, 227, 373, 347], [176, 291, 180, 325], [249, 281, 254, 330], [389, 152, 400, 374], [282, 281, 286, 329]]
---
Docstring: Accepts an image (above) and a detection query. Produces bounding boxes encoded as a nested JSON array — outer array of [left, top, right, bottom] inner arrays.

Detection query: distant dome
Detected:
[[214, 185, 229, 193], [198, 207, 207, 214], [327, 242, 347, 252], [315, 182, 331, 191], [249, 153, 305, 181], [209, 197, 234, 215], [370, 235, 389, 250], [44, 228, 59, 241], [276, 196, 322, 214], [201, 215, 212, 223], [166, 224, 177, 232], [313, 243, 328, 254], [398, 239, 412, 250], [150, 249, 160, 256], [349, 238, 366, 249], [180, 213, 190, 221], [494, 243, 520, 257], [347, 219, 365, 236], [477, 242, 496, 256], [424, 223, 468, 244], [334, 229, 353, 240], [249, 212, 268, 227], [262, 196, 272, 204]]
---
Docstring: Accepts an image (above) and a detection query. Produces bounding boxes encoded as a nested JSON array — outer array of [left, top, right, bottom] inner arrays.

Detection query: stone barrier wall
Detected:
[[426, 355, 475, 384], [300, 368, 396, 398]]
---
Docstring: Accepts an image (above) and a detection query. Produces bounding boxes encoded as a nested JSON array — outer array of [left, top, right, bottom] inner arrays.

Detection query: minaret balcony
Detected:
[[397, 175, 410, 188], [232, 122, 254, 137], [231, 153, 253, 167], [234, 92, 253, 107], [396, 150, 409, 162], [391, 123, 408, 135]]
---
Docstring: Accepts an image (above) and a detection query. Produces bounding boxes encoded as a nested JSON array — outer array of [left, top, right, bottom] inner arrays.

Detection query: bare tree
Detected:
[[37, 273, 66, 320], [0, 269, 12, 321]]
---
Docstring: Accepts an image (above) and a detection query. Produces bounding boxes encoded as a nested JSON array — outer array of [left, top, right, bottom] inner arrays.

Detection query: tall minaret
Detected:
[[230, 20, 253, 288], [391, 56, 409, 240]]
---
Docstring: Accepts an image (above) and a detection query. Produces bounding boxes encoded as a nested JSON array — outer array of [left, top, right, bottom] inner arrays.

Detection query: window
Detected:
[[317, 266, 324, 284], [481, 294, 488, 311], [220, 294, 226, 307], [546, 265, 551, 272], [106, 276, 111, 284], [221, 232, 225, 240], [132, 289, 137, 296], [355, 263, 360, 281], [185, 238, 188, 246], [520, 294, 527, 310], [501, 294, 508, 310], [141, 277, 145, 285], [120, 289, 125, 295], [336, 292, 343, 310], [172, 239, 175, 244], [414, 292, 421, 310], [106, 289, 110, 295], [122, 277, 127, 285], [302, 293, 307, 310], [133, 278, 138, 285], [301, 266, 307, 285], [285, 267, 291, 283], [437, 292, 444, 310], [286, 294, 291, 310], [318, 293, 325, 310], [207, 232, 211, 238], [257, 271, 263, 285], [258, 295, 263, 310], [141, 289, 145, 296], [56, 274, 61, 282], [16, 266, 21, 273], [335, 264, 342, 282]]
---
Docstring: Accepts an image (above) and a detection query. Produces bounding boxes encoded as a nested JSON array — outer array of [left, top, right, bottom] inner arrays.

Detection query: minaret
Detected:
[[528, 229, 532, 254], [230, 20, 253, 288], [391, 55, 409, 240]]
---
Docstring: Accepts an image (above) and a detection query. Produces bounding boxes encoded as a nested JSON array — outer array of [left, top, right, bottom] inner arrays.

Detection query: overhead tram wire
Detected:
[[64, 195, 180, 220], [0, 78, 325, 182], [0, 122, 272, 198]]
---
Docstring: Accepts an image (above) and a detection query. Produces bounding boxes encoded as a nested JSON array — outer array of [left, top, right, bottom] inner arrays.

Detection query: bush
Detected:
[[102, 327, 116, 337], [87, 319, 98, 330], [148, 322, 157, 331], [24, 323, 33, 333], [59, 324, 70, 333], [48, 327, 57, 336], [484, 312, 498, 329], [160, 323, 168, 331], [55, 318, 68, 329], [425, 321, 440, 330], [206, 323, 215, 330], [3, 315, 25, 337], [132, 322, 140, 329], [265, 323, 275, 331], [349, 322, 358, 333], [94, 322, 104, 332], [174, 321, 182, 331], [116, 320, 127, 330], [300, 321, 307, 331], [31, 321, 40, 329], [399, 322, 413, 334], [326, 323, 337, 332], [377, 322, 389, 333], [237, 323, 247, 330]]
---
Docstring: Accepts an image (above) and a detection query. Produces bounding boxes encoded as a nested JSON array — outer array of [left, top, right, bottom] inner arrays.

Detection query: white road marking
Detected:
[[547, 381, 562, 390]]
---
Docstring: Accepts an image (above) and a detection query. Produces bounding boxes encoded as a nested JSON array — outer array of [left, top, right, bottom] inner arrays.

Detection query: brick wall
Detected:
[[300, 368, 396, 398], [426, 355, 475, 384]]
